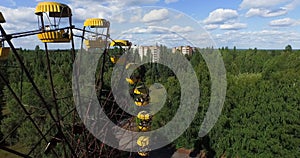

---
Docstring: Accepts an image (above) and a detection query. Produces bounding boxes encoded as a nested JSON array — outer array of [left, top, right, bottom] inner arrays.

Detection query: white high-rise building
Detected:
[[172, 46, 193, 55], [132, 45, 160, 62]]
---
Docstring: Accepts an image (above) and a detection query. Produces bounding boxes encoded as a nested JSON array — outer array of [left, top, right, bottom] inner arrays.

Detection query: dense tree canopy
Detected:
[[0, 45, 299, 157]]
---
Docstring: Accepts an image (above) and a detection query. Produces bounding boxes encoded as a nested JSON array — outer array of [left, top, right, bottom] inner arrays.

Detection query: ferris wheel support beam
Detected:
[[0, 71, 60, 157], [44, 42, 61, 124], [94, 25, 110, 97], [69, 16, 76, 61], [74, 27, 109, 37], [0, 24, 77, 158], [0, 26, 74, 41]]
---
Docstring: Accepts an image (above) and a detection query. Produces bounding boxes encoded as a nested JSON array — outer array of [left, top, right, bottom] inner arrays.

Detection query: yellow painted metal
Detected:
[[110, 56, 126, 64], [0, 47, 10, 60], [134, 85, 148, 95], [110, 40, 131, 47], [84, 38, 105, 48], [138, 125, 150, 132], [37, 30, 71, 43], [138, 152, 149, 157], [110, 57, 116, 64], [137, 111, 151, 121], [84, 18, 110, 28], [137, 136, 149, 147], [35, 2, 71, 17], [126, 77, 140, 85], [126, 78, 134, 85], [0, 12, 6, 23], [135, 100, 149, 106], [125, 63, 138, 70]]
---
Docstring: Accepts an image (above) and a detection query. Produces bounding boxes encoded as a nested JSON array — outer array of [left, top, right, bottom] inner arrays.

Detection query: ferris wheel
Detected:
[[0, 1, 156, 158]]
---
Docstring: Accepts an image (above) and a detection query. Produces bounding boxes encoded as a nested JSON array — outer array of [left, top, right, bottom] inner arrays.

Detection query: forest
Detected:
[[0, 44, 299, 158]]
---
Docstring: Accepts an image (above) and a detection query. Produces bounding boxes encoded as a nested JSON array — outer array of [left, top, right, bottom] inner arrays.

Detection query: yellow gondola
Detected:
[[125, 62, 139, 69], [84, 37, 106, 49], [137, 136, 149, 147], [110, 39, 131, 47], [35, 2, 72, 43], [138, 125, 150, 132], [84, 18, 110, 28], [135, 99, 150, 106], [0, 47, 10, 60], [137, 136, 150, 156], [84, 18, 109, 49], [37, 30, 71, 43], [109, 39, 131, 64], [137, 120, 151, 132], [135, 101, 149, 106], [134, 85, 149, 95], [137, 111, 152, 121], [125, 63, 145, 85], [138, 151, 149, 157], [126, 77, 141, 85], [0, 12, 10, 60], [134, 93, 150, 106]]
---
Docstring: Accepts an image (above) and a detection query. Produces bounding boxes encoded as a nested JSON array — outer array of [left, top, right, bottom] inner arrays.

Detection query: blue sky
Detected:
[[1, 0, 299, 49]]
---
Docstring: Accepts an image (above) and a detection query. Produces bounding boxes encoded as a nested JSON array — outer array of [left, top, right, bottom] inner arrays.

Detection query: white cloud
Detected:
[[165, 0, 179, 4], [68, 0, 160, 24], [175, 13, 184, 19], [0, 6, 35, 23], [269, 18, 299, 27], [69, 0, 158, 10], [239, 0, 290, 9], [204, 24, 219, 30], [142, 9, 169, 23], [70, 4, 111, 23], [0, 6, 36, 32], [245, 8, 287, 17], [170, 25, 194, 33], [111, 14, 126, 23], [129, 8, 143, 23], [213, 30, 300, 49], [156, 34, 190, 46], [220, 23, 247, 30], [123, 26, 168, 34], [203, 9, 238, 24], [284, 0, 300, 10]]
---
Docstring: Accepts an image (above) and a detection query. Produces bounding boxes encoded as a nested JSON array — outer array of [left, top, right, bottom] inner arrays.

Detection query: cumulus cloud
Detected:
[[68, 0, 160, 23], [204, 24, 219, 30], [0, 6, 37, 32], [142, 8, 169, 23], [203, 9, 238, 24], [165, 0, 179, 4], [122, 25, 194, 35], [123, 26, 168, 34], [284, 0, 300, 10], [170, 25, 194, 33], [129, 8, 143, 23], [239, 0, 290, 9], [269, 18, 299, 27], [220, 23, 247, 30], [0, 6, 35, 23], [213, 29, 300, 49], [240, 0, 300, 18], [69, 0, 158, 10], [245, 8, 287, 17]]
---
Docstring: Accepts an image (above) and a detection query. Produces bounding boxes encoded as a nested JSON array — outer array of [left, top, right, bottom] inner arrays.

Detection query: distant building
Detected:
[[172, 46, 193, 55], [132, 45, 160, 62]]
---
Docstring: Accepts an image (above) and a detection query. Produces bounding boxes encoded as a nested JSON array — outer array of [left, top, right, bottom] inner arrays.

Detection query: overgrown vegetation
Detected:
[[0, 45, 299, 157]]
